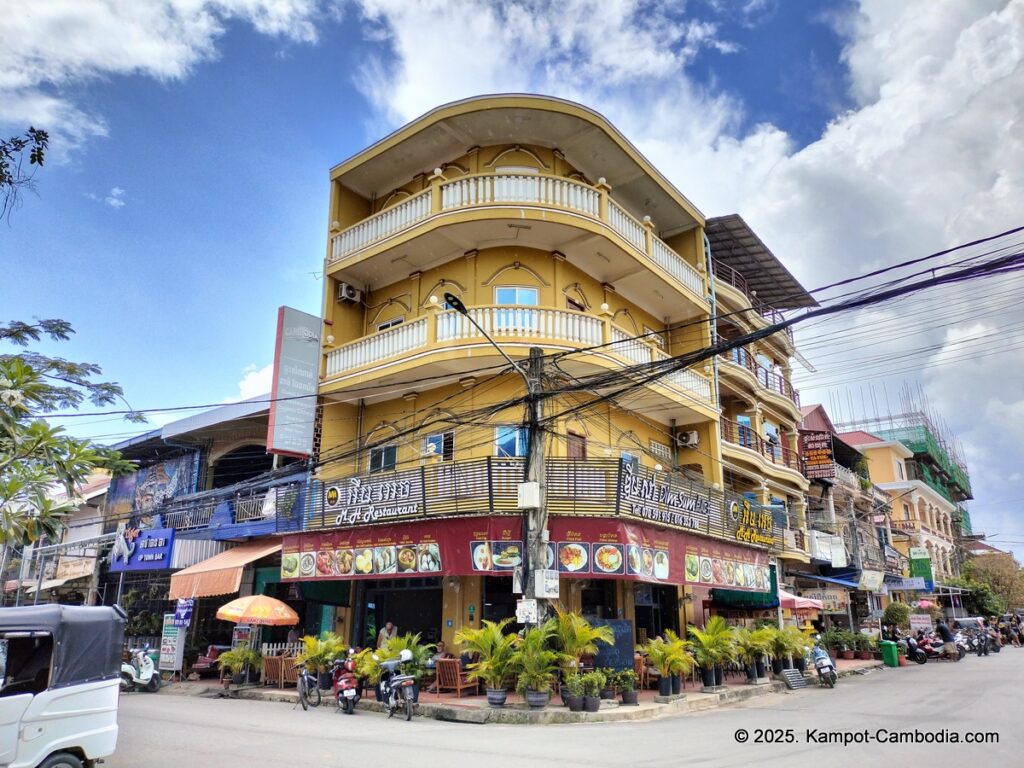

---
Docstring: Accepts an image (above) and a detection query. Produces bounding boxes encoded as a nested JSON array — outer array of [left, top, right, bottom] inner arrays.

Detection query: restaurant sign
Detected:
[[800, 431, 836, 480], [282, 515, 771, 592], [619, 465, 711, 530], [802, 588, 848, 613], [322, 471, 424, 528], [728, 498, 776, 547], [109, 526, 175, 572]]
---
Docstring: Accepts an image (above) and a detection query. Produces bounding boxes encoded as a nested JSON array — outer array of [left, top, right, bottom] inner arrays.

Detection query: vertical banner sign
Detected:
[[173, 598, 194, 628], [159, 613, 186, 672], [908, 546, 935, 591], [799, 432, 836, 480], [268, 306, 321, 457]]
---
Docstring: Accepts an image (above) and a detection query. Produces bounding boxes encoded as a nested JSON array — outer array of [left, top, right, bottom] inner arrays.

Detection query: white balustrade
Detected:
[[651, 236, 704, 297], [652, 348, 713, 402], [609, 327, 651, 367], [607, 199, 646, 251], [330, 189, 432, 262], [325, 317, 428, 376], [440, 174, 599, 215], [436, 307, 602, 345]]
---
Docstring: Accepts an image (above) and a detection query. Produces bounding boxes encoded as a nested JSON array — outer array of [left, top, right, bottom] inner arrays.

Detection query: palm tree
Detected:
[[688, 616, 736, 687], [552, 605, 614, 669], [734, 627, 773, 679], [454, 619, 518, 691], [510, 620, 560, 695]]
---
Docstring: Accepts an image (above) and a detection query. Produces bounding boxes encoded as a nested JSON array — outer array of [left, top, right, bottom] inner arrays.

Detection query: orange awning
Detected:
[[169, 540, 281, 599]]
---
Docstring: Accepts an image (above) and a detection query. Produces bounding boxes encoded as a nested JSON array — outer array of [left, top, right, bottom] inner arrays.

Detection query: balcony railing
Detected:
[[722, 347, 800, 408], [328, 172, 707, 301], [163, 502, 217, 531], [720, 417, 801, 471], [307, 457, 787, 550], [713, 259, 794, 346], [157, 473, 308, 535], [325, 305, 714, 405]]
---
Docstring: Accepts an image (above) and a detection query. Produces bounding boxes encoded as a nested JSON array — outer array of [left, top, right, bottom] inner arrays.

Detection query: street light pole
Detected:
[[443, 294, 548, 612]]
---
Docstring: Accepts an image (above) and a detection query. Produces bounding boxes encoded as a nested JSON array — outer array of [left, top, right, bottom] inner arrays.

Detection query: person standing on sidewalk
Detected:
[[935, 620, 958, 661]]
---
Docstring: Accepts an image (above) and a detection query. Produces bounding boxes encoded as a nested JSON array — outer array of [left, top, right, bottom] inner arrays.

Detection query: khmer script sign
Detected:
[[324, 472, 424, 527], [619, 466, 710, 530]]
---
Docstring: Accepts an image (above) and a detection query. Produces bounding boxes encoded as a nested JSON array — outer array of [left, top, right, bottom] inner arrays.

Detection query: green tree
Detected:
[[1, 128, 48, 222], [1, 319, 137, 548]]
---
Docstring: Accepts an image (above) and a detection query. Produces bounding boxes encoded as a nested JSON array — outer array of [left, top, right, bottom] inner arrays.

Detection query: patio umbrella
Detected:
[[216, 595, 299, 626]]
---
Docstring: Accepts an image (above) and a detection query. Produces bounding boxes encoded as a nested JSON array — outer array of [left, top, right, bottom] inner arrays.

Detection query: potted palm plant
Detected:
[[664, 630, 693, 694], [378, 632, 434, 702], [454, 619, 518, 708], [581, 670, 603, 713], [784, 627, 812, 672], [616, 669, 638, 705], [563, 672, 584, 712], [296, 633, 342, 690], [639, 636, 674, 696], [511, 622, 559, 709], [552, 607, 614, 683], [734, 627, 773, 682], [218, 643, 262, 685], [689, 617, 735, 690]]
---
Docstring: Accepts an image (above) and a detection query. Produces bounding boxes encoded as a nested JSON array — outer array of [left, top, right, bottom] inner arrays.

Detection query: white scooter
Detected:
[[120, 645, 161, 692], [811, 643, 837, 688]]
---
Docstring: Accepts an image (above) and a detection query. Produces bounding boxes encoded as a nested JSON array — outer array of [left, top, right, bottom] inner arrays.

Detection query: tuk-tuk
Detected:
[[0, 604, 126, 768]]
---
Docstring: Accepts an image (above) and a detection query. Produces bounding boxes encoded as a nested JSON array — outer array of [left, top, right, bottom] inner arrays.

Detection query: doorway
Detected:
[[633, 583, 679, 644], [354, 578, 442, 647]]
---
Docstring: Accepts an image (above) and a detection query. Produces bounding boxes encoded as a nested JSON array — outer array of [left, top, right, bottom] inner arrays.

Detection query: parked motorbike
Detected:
[[919, 633, 965, 661], [903, 636, 928, 664], [811, 643, 837, 688], [374, 648, 417, 720], [332, 649, 362, 715], [121, 645, 161, 692]]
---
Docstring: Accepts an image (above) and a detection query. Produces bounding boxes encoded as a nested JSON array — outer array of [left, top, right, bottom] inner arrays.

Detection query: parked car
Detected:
[[952, 617, 984, 630]]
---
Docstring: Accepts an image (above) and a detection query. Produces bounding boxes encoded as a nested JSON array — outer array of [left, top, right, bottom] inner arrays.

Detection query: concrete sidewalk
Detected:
[[156, 658, 885, 724]]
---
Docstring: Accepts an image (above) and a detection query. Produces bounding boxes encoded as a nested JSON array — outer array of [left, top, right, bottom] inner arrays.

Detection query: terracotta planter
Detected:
[[857, 651, 872, 660], [897, 655, 907, 667], [840, 650, 855, 660]]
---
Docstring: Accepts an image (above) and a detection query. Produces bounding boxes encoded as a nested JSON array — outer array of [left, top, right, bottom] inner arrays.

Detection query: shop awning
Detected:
[[169, 540, 281, 599], [779, 589, 823, 610], [25, 575, 88, 595], [798, 574, 859, 589]]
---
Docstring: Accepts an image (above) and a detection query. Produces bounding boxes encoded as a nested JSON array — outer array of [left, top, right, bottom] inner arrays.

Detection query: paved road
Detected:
[[111, 651, 1020, 767]]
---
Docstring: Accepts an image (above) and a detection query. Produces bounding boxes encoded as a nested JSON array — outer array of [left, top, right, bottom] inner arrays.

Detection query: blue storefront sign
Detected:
[[173, 598, 194, 627], [110, 526, 175, 572]]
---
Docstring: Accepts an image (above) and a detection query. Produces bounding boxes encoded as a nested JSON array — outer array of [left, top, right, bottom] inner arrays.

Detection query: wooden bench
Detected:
[[435, 658, 478, 698]]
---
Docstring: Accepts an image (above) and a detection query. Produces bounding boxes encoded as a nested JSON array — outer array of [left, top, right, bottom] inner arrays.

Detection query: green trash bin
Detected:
[[879, 640, 899, 667]]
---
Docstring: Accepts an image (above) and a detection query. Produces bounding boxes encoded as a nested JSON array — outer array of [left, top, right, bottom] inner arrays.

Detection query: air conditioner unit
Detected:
[[336, 282, 361, 304], [676, 430, 700, 448]]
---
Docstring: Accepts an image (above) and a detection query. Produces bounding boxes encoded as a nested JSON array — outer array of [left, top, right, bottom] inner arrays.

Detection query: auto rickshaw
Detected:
[[0, 604, 126, 768]]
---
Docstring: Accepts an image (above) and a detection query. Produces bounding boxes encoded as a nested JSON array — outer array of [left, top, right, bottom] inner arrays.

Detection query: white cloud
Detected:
[[87, 186, 126, 208], [0, 0, 321, 154], [224, 363, 274, 403]]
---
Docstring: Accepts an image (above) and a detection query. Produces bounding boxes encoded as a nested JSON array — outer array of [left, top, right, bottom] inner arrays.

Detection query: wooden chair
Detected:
[[435, 658, 478, 699], [281, 657, 299, 688], [262, 655, 283, 688]]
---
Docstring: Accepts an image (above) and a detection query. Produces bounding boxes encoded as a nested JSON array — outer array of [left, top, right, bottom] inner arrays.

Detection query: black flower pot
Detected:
[[410, 682, 420, 703], [794, 657, 806, 673], [755, 660, 767, 678], [771, 658, 783, 675], [620, 690, 638, 706], [375, 684, 385, 702], [525, 689, 550, 710], [745, 664, 757, 682], [658, 676, 672, 696], [231, 673, 246, 685], [566, 694, 584, 712], [319, 672, 333, 690], [781, 657, 793, 670], [583, 695, 601, 712], [714, 667, 724, 687], [486, 688, 508, 708], [700, 667, 715, 688], [671, 674, 681, 694], [600, 687, 615, 700]]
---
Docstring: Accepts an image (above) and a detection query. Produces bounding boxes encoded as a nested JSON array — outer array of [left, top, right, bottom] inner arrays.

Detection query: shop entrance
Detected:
[[482, 576, 517, 625], [633, 583, 679, 644], [354, 578, 442, 648]]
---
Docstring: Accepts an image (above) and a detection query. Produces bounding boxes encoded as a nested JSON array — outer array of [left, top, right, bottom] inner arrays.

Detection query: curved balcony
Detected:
[[328, 173, 707, 309], [720, 418, 806, 489], [322, 305, 714, 418], [719, 346, 801, 415], [713, 259, 794, 350]]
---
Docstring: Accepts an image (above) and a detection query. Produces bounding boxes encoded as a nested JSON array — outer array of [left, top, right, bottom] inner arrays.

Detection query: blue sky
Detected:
[[2, 0, 1023, 550]]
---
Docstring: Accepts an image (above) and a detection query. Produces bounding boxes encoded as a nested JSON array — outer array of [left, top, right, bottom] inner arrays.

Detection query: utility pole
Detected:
[[524, 347, 548, 614]]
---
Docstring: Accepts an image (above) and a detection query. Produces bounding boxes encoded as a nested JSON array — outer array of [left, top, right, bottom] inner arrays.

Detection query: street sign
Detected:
[[516, 598, 539, 624]]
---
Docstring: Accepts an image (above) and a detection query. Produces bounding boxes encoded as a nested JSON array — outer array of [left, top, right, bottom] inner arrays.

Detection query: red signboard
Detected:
[[281, 516, 771, 592]]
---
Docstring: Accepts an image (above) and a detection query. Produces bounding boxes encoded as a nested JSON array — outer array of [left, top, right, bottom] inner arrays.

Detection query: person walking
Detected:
[[935, 620, 958, 661]]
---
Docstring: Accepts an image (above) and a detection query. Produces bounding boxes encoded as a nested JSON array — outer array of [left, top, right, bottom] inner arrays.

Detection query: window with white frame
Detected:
[[377, 317, 404, 332], [425, 432, 454, 462], [495, 286, 539, 306], [369, 445, 397, 474], [495, 426, 528, 458], [896, 460, 905, 480]]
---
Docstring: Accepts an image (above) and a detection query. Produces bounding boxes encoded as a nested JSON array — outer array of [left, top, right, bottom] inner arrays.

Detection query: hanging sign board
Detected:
[[172, 598, 194, 628]]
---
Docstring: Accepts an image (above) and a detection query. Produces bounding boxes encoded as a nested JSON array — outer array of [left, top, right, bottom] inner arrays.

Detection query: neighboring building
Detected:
[[840, 427, 963, 584], [309, 95, 808, 648], [795, 405, 903, 627]]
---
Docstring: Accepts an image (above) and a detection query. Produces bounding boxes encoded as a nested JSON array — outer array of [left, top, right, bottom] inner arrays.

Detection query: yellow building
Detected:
[[288, 96, 809, 648]]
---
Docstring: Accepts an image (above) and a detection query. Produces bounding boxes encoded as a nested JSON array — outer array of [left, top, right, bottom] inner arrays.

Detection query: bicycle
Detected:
[[296, 663, 322, 710]]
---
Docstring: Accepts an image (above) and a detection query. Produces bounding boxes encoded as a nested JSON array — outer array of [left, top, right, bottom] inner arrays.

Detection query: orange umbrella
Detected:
[[216, 595, 299, 626]]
